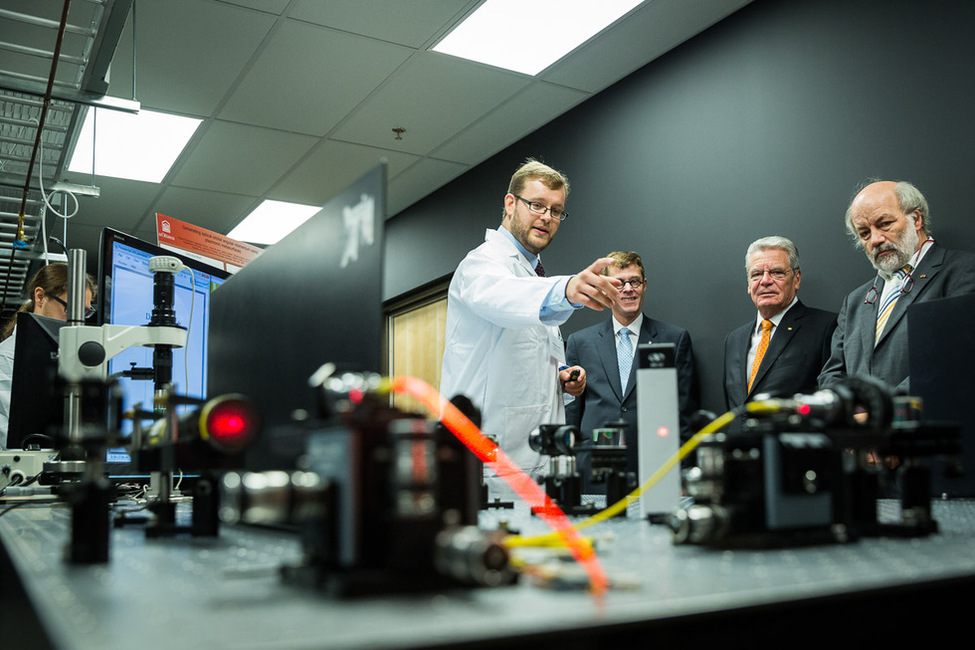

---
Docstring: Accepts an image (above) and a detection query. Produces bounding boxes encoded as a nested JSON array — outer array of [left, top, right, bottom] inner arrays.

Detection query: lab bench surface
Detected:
[[3, 498, 975, 649]]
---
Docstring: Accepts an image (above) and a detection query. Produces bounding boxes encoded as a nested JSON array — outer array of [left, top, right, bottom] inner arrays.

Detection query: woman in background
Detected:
[[0, 263, 95, 449]]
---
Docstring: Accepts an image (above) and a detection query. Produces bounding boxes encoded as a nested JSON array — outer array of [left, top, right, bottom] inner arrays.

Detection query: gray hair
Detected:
[[744, 236, 800, 274], [844, 180, 931, 248]]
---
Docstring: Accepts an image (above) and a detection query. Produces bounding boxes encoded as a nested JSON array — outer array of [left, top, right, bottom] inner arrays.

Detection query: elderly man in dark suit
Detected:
[[818, 180, 975, 392], [565, 251, 698, 490], [724, 236, 837, 410]]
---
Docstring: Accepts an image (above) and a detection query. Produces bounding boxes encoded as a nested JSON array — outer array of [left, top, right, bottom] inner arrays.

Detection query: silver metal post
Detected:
[[67, 248, 87, 324]]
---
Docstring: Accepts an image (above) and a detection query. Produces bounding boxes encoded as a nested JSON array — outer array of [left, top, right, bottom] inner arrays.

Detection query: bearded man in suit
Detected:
[[818, 180, 975, 392]]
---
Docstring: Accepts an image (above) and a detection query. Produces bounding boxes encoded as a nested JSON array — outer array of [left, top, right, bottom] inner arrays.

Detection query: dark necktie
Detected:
[[535, 260, 545, 277]]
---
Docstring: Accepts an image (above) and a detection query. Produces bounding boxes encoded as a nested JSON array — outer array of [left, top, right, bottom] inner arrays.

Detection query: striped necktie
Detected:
[[875, 265, 911, 344], [618, 327, 633, 393]]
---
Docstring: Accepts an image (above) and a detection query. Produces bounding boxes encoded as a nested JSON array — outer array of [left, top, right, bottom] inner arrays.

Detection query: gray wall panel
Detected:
[[385, 0, 975, 413]]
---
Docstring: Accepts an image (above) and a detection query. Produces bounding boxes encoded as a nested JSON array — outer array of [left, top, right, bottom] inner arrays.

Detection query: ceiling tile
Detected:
[[387, 158, 469, 216], [0, 0, 752, 279], [107, 0, 276, 116], [218, 0, 292, 14], [332, 52, 530, 155], [171, 120, 317, 195], [269, 139, 419, 208], [219, 20, 413, 135], [152, 186, 262, 236], [543, 0, 751, 92], [59, 173, 161, 235], [432, 82, 590, 165], [289, 0, 474, 48]]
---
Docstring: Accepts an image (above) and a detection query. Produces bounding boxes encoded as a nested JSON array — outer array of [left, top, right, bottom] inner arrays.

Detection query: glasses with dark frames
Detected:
[[47, 294, 96, 319], [617, 278, 645, 289], [514, 196, 568, 221]]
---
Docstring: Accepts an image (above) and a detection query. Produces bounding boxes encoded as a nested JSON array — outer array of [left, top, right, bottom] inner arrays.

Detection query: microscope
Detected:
[[55, 249, 188, 562]]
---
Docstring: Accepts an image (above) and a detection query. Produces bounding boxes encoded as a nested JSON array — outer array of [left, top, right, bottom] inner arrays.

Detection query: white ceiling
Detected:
[[2, 0, 752, 263]]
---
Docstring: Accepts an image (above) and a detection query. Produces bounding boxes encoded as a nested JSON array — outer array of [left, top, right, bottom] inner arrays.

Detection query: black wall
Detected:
[[384, 0, 975, 414]]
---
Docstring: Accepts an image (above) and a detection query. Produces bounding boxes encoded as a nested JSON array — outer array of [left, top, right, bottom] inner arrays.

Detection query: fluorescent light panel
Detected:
[[433, 0, 644, 76], [228, 200, 321, 246], [68, 107, 201, 183]]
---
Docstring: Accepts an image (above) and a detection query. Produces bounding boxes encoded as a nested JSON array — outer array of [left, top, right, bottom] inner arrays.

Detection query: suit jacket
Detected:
[[818, 244, 975, 392], [724, 300, 837, 410], [564, 315, 698, 481]]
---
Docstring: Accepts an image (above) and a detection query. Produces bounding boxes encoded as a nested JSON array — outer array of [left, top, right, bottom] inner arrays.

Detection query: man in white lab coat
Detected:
[[440, 158, 619, 500]]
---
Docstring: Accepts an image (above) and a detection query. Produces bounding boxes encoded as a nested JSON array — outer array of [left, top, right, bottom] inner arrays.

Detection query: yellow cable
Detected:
[[375, 374, 790, 570], [505, 401, 785, 548]]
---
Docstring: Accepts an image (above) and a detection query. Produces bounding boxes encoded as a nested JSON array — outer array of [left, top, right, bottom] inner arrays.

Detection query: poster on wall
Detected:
[[156, 213, 262, 273]]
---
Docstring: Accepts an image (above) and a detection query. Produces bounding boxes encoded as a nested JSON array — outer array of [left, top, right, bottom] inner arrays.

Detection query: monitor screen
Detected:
[[208, 163, 386, 470], [98, 228, 230, 468], [6, 313, 65, 451]]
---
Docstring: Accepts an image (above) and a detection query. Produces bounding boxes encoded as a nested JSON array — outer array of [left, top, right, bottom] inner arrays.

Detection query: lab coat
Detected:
[[0, 330, 15, 450], [440, 229, 574, 486]]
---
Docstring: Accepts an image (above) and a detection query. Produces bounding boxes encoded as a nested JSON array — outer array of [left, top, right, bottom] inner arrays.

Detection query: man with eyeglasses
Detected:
[[564, 251, 698, 491], [724, 236, 836, 411], [440, 158, 620, 500], [818, 180, 975, 392]]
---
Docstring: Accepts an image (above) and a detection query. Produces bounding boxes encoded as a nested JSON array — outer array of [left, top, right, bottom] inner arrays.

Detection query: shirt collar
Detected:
[[497, 226, 540, 269], [755, 296, 798, 332], [613, 313, 643, 337]]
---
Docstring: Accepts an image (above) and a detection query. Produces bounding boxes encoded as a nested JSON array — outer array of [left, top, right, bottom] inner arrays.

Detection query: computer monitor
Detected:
[[6, 313, 65, 450], [208, 163, 386, 470], [97, 228, 230, 470]]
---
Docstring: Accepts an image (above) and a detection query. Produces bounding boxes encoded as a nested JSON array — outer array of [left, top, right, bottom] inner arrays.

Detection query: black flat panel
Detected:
[[208, 164, 386, 470], [909, 294, 975, 496]]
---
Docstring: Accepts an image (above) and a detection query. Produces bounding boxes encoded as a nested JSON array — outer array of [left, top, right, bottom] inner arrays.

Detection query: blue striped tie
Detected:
[[618, 328, 633, 393], [875, 265, 911, 344]]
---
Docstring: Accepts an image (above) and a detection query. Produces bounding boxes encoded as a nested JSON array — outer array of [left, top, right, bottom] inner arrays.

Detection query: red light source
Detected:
[[798, 404, 811, 416], [198, 395, 260, 453], [657, 426, 670, 438]]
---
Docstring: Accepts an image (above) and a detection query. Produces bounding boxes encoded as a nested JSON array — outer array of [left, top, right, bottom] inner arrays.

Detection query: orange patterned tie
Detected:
[[748, 319, 773, 392]]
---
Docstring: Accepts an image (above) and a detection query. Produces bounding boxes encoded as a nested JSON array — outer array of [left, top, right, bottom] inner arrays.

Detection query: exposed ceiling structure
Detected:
[[0, 0, 751, 310]]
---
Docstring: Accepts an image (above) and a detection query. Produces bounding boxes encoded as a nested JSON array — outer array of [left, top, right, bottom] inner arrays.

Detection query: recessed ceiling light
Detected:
[[68, 107, 202, 183], [228, 199, 321, 246], [433, 0, 644, 76]]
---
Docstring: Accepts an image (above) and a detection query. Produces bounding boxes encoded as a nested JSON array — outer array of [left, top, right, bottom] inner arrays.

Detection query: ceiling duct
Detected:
[[0, 0, 135, 316]]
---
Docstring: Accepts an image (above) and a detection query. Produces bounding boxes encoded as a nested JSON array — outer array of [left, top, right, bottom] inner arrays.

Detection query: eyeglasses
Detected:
[[48, 294, 96, 319], [864, 270, 915, 305], [617, 278, 645, 289], [514, 196, 568, 221], [748, 267, 795, 283]]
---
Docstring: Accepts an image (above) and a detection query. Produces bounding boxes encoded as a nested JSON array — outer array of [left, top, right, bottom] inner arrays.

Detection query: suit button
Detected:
[[620, 406, 628, 413]]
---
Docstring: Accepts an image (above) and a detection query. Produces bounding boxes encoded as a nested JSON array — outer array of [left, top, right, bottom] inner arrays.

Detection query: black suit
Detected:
[[565, 315, 698, 485], [724, 300, 837, 410]]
